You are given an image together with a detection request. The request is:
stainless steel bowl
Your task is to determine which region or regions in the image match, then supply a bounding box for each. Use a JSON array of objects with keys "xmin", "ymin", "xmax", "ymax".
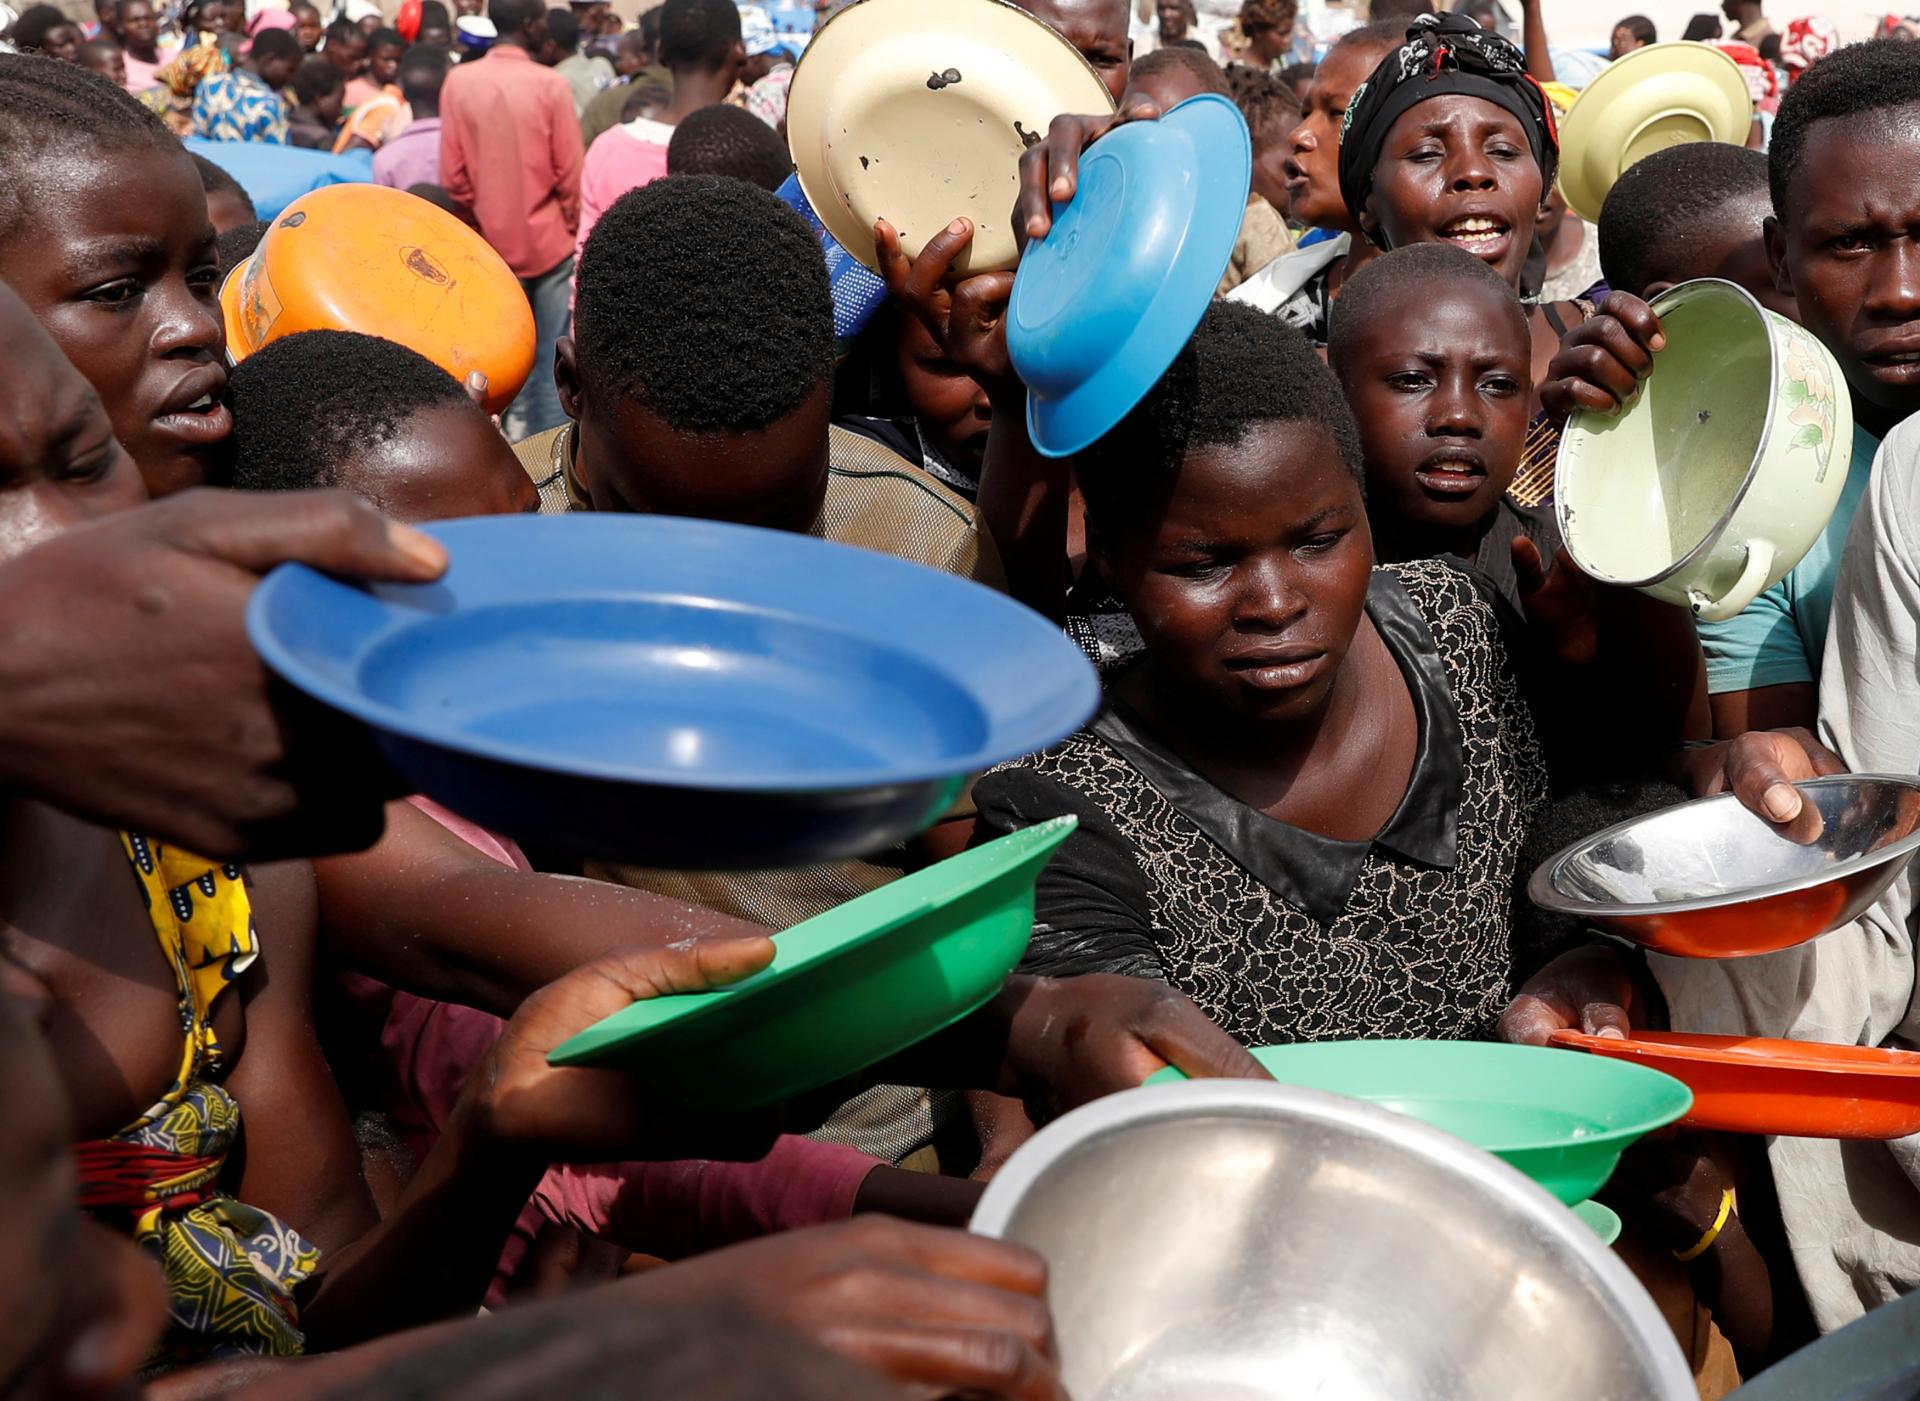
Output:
[
  {"xmin": 971, "ymin": 1082, "xmax": 1693, "ymax": 1401},
  {"xmin": 1528, "ymin": 775, "xmax": 1920, "ymax": 958}
]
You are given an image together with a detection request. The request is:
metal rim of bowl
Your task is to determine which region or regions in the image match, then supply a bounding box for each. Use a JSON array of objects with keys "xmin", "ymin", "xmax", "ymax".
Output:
[
  {"xmin": 1527, "ymin": 773, "xmax": 1920, "ymax": 920},
  {"xmin": 1554, "ymin": 277, "xmax": 1781, "ymax": 591},
  {"xmin": 969, "ymin": 1079, "xmax": 1696, "ymax": 1399}
]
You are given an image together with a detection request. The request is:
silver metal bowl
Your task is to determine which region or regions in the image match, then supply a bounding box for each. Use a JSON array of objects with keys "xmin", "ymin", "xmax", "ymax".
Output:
[
  {"xmin": 1528, "ymin": 775, "xmax": 1920, "ymax": 958},
  {"xmin": 971, "ymin": 1082, "xmax": 1693, "ymax": 1401}
]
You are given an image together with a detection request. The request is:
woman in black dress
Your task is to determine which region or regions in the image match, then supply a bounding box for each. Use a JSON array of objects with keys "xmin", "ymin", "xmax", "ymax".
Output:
[{"xmin": 972, "ymin": 302, "xmax": 1693, "ymax": 1046}]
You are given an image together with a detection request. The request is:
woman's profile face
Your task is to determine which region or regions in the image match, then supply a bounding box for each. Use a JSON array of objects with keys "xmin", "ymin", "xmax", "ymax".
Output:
[
  {"xmin": 1362, "ymin": 93, "xmax": 1545, "ymax": 290},
  {"xmin": 1098, "ymin": 418, "xmax": 1374, "ymax": 725}
]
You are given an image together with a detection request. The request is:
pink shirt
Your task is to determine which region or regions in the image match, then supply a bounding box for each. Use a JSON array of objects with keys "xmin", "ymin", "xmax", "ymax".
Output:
[
  {"xmin": 439, "ymin": 43, "xmax": 583, "ymax": 278},
  {"xmin": 575, "ymin": 116, "xmax": 671, "ymax": 264},
  {"xmin": 373, "ymin": 116, "xmax": 443, "ymax": 190}
]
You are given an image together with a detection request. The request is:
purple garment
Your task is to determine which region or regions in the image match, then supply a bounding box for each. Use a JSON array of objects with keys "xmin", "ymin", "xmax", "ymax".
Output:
[{"xmin": 372, "ymin": 116, "xmax": 443, "ymax": 190}]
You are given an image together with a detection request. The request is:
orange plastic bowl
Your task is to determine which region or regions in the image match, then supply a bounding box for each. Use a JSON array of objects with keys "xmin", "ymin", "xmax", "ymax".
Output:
[
  {"xmin": 219, "ymin": 184, "xmax": 534, "ymax": 414},
  {"xmin": 1553, "ymin": 1030, "xmax": 1920, "ymax": 1140}
]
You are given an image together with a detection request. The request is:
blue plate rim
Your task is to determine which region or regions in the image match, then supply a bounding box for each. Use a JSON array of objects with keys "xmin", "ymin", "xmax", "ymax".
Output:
[
  {"xmin": 246, "ymin": 514, "xmax": 1100, "ymax": 794},
  {"xmin": 1019, "ymin": 93, "xmax": 1254, "ymax": 458}
]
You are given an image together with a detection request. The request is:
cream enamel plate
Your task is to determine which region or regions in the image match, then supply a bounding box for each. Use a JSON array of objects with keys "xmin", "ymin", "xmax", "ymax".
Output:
[{"xmin": 786, "ymin": 0, "xmax": 1115, "ymax": 275}]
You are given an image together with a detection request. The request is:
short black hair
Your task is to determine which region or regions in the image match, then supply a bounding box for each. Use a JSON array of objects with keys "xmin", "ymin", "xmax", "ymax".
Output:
[
  {"xmin": 573, "ymin": 174, "xmax": 835, "ymax": 432},
  {"xmin": 658, "ymin": 0, "xmax": 738, "ymax": 71},
  {"xmin": 1770, "ymin": 40, "xmax": 1920, "ymax": 217},
  {"xmin": 250, "ymin": 27, "xmax": 302, "ymax": 64},
  {"xmin": 229, "ymin": 329, "xmax": 473, "ymax": 494},
  {"xmin": 77, "ymin": 34, "xmax": 121, "ymax": 62},
  {"xmin": 1366, "ymin": 0, "xmax": 1432, "ymax": 20},
  {"xmin": 619, "ymin": 76, "xmax": 669, "ymax": 118},
  {"xmin": 323, "ymin": 15, "xmax": 363, "ymax": 47},
  {"xmin": 9, "ymin": 4, "xmax": 74, "ymax": 51},
  {"xmin": 1133, "ymin": 45, "xmax": 1231, "ymax": 98},
  {"xmin": 1239, "ymin": 0, "xmax": 1296, "ymax": 35},
  {"xmin": 638, "ymin": 3, "xmax": 660, "ymax": 42},
  {"xmin": 1679, "ymin": 13, "xmax": 1718, "ymax": 42},
  {"xmin": 396, "ymin": 40, "xmax": 447, "ymax": 101},
  {"xmin": 216, "ymin": 217, "xmax": 268, "ymax": 272},
  {"xmin": 1615, "ymin": 13, "xmax": 1656, "ymax": 42},
  {"xmin": 1599, "ymin": 142, "xmax": 1769, "ymax": 296},
  {"xmin": 1226, "ymin": 60, "xmax": 1299, "ymax": 140},
  {"xmin": 0, "ymin": 54, "xmax": 177, "ymax": 235},
  {"xmin": 191, "ymin": 150, "xmax": 255, "ymax": 214},
  {"xmin": 368, "ymin": 24, "xmax": 405, "ymax": 50},
  {"xmin": 544, "ymin": 5, "xmax": 578, "ymax": 49},
  {"xmin": 488, "ymin": 0, "xmax": 543, "ymax": 39},
  {"xmin": 293, "ymin": 52, "xmax": 343, "ymax": 102},
  {"xmin": 666, "ymin": 102, "xmax": 790, "ymax": 189},
  {"xmin": 1337, "ymin": 17, "xmax": 1412, "ymax": 51},
  {"xmin": 1326, "ymin": 241, "xmax": 1524, "ymax": 381},
  {"xmin": 1079, "ymin": 301, "xmax": 1364, "ymax": 531}
]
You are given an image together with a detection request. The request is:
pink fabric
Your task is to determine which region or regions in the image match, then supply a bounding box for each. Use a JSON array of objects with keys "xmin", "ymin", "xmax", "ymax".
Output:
[
  {"xmin": 439, "ymin": 43, "xmax": 584, "ymax": 277},
  {"xmin": 348, "ymin": 797, "xmax": 880, "ymax": 1295},
  {"xmin": 123, "ymin": 51, "xmax": 165, "ymax": 90},
  {"xmin": 575, "ymin": 117, "xmax": 670, "ymax": 267}
]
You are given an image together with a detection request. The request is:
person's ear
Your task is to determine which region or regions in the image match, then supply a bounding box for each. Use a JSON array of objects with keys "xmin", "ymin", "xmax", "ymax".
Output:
[
  {"xmin": 554, "ymin": 336, "xmax": 583, "ymax": 421},
  {"xmin": 1763, "ymin": 213, "xmax": 1794, "ymax": 303}
]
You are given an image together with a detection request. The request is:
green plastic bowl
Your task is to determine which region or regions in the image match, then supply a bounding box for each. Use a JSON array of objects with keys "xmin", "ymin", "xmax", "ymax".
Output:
[
  {"xmin": 547, "ymin": 816, "xmax": 1077, "ymax": 1109},
  {"xmin": 1147, "ymin": 1040, "xmax": 1691, "ymax": 1204},
  {"xmin": 1573, "ymin": 1198, "xmax": 1624, "ymax": 1246}
]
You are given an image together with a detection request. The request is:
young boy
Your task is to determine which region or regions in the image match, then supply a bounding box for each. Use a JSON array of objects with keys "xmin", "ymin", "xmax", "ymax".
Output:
[
  {"xmin": 1545, "ymin": 40, "xmax": 1920, "ymax": 739},
  {"xmin": 1596, "ymin": 141, "xmax": 1792, "ymax": 317},
  {"xmin": 190, "ymin": 151, "xmax": 256, "ymax": 233},
  {"xmin": 663, "ymin": 100, "xmax": 789, "ymax": 190},
  {"xmin": 77, "ymin": 32, "xmax": 127, "ymax": 87},
  {"xmin": 287, "ymin": 53, "xmax": 344, "ymax": 147},
  {"xmin": 1328, "ymin": 242, "xmax": 1555, "ymax": 612},
  {"xmin": 1015, "ymin": 0, "xmax": 1131, "ymax": 104}
]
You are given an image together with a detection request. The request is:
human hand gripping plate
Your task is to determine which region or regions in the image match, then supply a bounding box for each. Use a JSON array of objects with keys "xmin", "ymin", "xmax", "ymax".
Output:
[{"xmin": 1008, "ymin": 94, "xmax": 1253, "ymax": 458}]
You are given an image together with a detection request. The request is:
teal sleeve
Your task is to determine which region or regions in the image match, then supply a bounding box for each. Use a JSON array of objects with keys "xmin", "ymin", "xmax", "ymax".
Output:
[{"xmin": 1696, "ymin": 576, "xmax": 1814, "ymax": 694}]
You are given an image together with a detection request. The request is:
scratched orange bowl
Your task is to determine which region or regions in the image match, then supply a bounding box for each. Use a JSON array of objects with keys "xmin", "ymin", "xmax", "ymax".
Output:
[
  {"xmin": 1552, "ymin": 1030, "xmax": 1920, "ymax": 1139},
  {"xmin": 219, "ymin": 183, "xmax": 534, "ymax": 414}
]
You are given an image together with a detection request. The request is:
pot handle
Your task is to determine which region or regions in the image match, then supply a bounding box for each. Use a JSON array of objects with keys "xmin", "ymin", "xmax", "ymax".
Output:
[{"xmin": 1689, "ymin": 541, "xmax": 1777, "ymax": 623}]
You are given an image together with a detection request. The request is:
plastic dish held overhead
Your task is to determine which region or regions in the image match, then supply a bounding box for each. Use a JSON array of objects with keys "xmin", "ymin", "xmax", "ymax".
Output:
[
  {"xmin": 1009, "ymin": 93, "xmax": 1252, "ymax": 458},
  {"xmin": 246, "ymin": 515, "xmax": 1099, "ymax": 870},
  {"xmin": 1555, "ymin": 41, "xmax": 1753, "ymax": 224},
  {"xmin": 549, "ymin": 817, "xmax": 1079, "ymax": 1109},
  {"xmin": 1147, "ymin": 1039, "xmax": 1691, "ymax": 1206},
  {"xmin": 785, "ymin": 0, "xmax": 1114, "ymax": 275},
  {"xmin": 220, "ymin": 182, "xmax": 534, "ymax": 414}
]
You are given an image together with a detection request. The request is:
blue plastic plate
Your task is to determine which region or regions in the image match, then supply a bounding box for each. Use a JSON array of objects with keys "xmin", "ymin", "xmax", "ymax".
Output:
[
  {"xmin": 1009, "ymin": 93, "xmax": 1253, "ymax": 458},
  {"xmin": 247, "ymin": 514, "xmax": 1098, "ymax": 868}
]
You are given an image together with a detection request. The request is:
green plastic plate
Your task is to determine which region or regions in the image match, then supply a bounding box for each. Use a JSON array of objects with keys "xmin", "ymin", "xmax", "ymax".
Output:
[
  {"xmin": 1572, "ymin": 1198, "xmax": 1623, "ymax": 1245},
  {"xmin": 1148, "ymin": 1039, "xmax": 1691, "ymax": 1204},
  {"xmin": 548, "ymin": 816, "xmax": 1077, "ymax": 1109}
]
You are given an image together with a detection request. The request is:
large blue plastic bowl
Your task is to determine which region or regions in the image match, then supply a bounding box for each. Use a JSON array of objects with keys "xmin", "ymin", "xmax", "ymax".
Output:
[
  {"xmin": 247, "ymin": 515, "xmax": 1099, "ymax": 869},
  {"xmin": 1008, "ymin": 94, "xmax": 1252, "ymax": 459}
]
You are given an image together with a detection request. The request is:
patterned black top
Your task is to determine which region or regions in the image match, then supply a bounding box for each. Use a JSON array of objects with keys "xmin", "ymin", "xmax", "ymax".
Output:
[{"xmin": 973, "ymin": 560, "xmax": 1551, "ymax": 1047}]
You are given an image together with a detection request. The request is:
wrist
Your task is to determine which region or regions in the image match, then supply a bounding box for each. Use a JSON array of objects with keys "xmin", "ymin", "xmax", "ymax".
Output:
[{"xmin": 448, "ymin": 1052, "xmax": 552, "ymax": 1177}]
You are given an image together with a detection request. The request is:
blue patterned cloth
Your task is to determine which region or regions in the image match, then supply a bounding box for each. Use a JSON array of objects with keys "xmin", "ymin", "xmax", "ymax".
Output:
[{"xmin": 191, "ymin": 68, "xmax": 288, "ymax": 145}]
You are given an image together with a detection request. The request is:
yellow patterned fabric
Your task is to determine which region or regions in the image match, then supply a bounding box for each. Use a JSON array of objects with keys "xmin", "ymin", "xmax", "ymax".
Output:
[{"xmin": 77, "ymin": 836, "xmax": 320, "ymax": 1370}]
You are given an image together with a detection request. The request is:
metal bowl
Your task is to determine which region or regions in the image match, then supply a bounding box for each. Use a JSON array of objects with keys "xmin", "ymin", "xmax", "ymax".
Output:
[
  {"xmin": 971, "ymin": 1082, "xmax": 1693, "ymax": 1401},
  {"xmin": 1528, "ymin": 775, "xmax": 1920, "ymax": 958}
]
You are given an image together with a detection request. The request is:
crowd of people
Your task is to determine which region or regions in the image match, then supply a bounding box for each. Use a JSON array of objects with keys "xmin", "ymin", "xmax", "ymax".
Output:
[{"xmin": 3, "ymin": 0, "xmax": 1920, "ymax": 1394}]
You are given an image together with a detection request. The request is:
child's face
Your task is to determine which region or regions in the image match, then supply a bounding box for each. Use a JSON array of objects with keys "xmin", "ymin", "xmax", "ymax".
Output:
[
  {"xmin": 1097, "ymin": 418, "xmax": 1373, "ymax": 725},
  {"xmin": 326, "ymin": 30, "xmax": 367, "ymax": 75},
  {"xmin": 293, "ymin": 4, "xmax": 322, "ymax": 48},
  {"xmin": 1250, "ymin": 121, "xmax": 1290, "ymax": 212},
  {"xmin": 1119, "ymin": 65, "xmax": 1208, "ymax": 116},
  {"xmin": 0, "ymin": 150, "xmax": 225, "ymax": 501},
  {"xmin": 559, "ymin": 341, "xmax": 835, "ymax": 533},
  {"xmin": 369, "ymin": 38, "xmax": 403, "ymax": 86},
  {"xmin": 1342, "ymin": 280, "xmax": 1530, "ymax": 539},
  {"xmin": 1770, "ymin": 103, "xmax": 1920, "ymax": 432},
  {"xmin": 314, "ymin": 83, "xmax": 346, "ymax": 123},
  {"xmin": 339, "ymin": 402, "xmax": 540, "ymax": 524},
  {"xmin": 82, "ymin": 43, "xmax": 128, "ymax": 87},
  {"xmin": 1363, "ymin": 94, "xmax": 1545, "ymax": 290},
  {"xmin": 894, "ymin": 314, "xmax": 991, "ymax": 476},
  {"xmin": 116, "ymin": 0, "xmax": 156, "ymax": 48},
  {"xmin": 0, "ymin": 286, "xmax": 150, "ymax": 568},
  {"xmin": 1284, "ymin": 37, "xmax": 1394, "ymax": 233}
]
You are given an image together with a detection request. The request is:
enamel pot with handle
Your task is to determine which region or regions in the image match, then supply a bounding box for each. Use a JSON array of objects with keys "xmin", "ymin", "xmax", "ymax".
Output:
[{"xmin": 1555, "ymin": 278, "xmax": 1853, "ymax": 623}]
